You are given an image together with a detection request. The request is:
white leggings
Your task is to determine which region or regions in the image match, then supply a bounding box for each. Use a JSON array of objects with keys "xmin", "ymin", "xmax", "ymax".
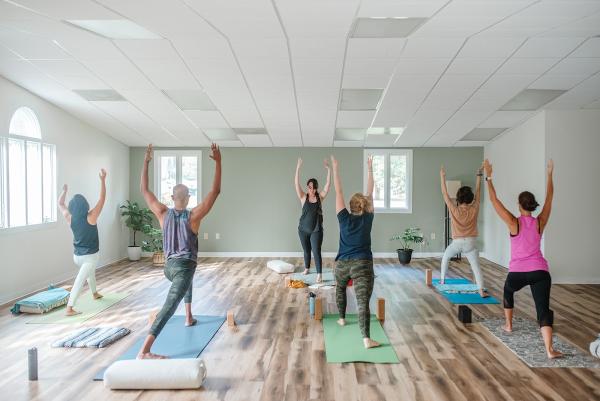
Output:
[
  {"xmin": 67, "ymin": 252, "xmax": 99, "ymax": 307},
  {"xmin": 440, "ymin": 237, "xmax": 484, "ymax": 290}
]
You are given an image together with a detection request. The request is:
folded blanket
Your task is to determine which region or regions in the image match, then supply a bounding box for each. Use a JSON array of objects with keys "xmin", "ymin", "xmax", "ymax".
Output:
[
  {"xmin": 11, "ymin": 286, "xmax": 70, "ymax": 315},
  {"xmin": 434, "ymin": 283, "xmax": 480, "ymax": 293},
  {"xmin": 52, "ymin": 327, "xmax": 130, "ymax": 348},
  {"xmin": 591, "ymin": 335, "xmax": 600, "ymax": 358}
]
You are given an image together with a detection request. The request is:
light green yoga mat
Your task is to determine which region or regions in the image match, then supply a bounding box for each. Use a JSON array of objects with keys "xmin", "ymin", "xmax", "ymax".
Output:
[
  {"xmin": 291, "ymin": 270, "xmax": 335, "ymax": 285},
  {"xmin": 26, "ymin": 293, "xmax": 129, "ymax": 324},
  {"xmin": 323, "ymin": 314, "xmax": 399, "ymax": 363}
]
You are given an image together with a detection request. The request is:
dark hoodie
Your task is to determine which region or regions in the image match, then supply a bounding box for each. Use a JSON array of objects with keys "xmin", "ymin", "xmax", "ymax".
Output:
[{"xmin": 68, "ymin": 194, "xmax": 99, "ymax": 255}]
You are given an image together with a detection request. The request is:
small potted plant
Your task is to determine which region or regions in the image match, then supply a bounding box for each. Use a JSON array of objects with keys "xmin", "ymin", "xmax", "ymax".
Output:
[
  {"xmin": 391, "ymin": 227, "xmax": 424, "ymax": 265},
  {"xmin": 142, "ymin": 224, "xmax": 164, "ymax": 267},
  {"xmin": 120, "ymin": 200, "xmax": 153, "ymax": 261}
]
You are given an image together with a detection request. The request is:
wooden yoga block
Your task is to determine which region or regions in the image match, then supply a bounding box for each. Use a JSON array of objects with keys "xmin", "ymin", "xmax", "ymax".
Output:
[
  {"xmin": 425, "ymin": 269, "xmax": 432, "ymax": 287},
  {"xmin": 314, "ymin": 298, "xmax": 323, "ymax": 321},
  {"xmin": 227, "ymin": 310, "xmax": 236, "ymax": 327},
  {"xmin": 376, "ymin": 298, "xmax": 385, "ymax": 322},
  {"xmin": 458, "ymin": 305, "xmax": 472, "ymax": 324}
]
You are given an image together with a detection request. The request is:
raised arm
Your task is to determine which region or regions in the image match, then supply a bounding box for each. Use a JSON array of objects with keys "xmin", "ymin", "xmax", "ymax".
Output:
[
  {"xmin": 88, "ymin": 169, "xmax": 106, "ymax": 225},
  {"xmin": 440, "ymin": 166, "xmax": 452, "ymax": 206},
  {"xmin": 140, "ymin": 144, "xmax": 168, "ymax": 226},
  {"xmin": 365, "ymin": 155, "xmax": 374, "ymax": 213},
  {"xmin": 294, "ymin": 158, "xmax": 305, "ymax": 202},
  {"xmin": 331, "ymin": 155, "xmax": 345, "ymax": 214},
  {"xmin": 538, "ymin": 159, "xmax": 554, "ymax": 234},
  {"xmin": 320, "ymin": 158, "xmax": 331, "ymax": 200},
  {"xmin": 484, "ymin": 159, "xmax": 518, "ymax": 234},
  {"xmin": 190, "ymin": 144, "xmax": 221, "ymax": 229},
  {"xmin": 474, "ymin": 162, "xmax": 483, "ymax": 203},
  {"xmin": 58, "ymin": 184, "xmax": 71, "ymax": 224}
]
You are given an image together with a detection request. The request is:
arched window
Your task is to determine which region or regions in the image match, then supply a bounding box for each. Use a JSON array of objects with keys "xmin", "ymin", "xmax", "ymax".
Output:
[{"xmin": 1, "ymin": 107, "xmax": 56, "ymax": 229}]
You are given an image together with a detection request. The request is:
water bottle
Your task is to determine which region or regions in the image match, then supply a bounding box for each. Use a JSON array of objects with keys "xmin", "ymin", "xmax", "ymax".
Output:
[
  {"xmin": 28, "ymin": 347, "xmax": 38, "ymax": 381},
  {"xmin": 309, "ymin": 292, "xmax": 316, "ymax": 317}
]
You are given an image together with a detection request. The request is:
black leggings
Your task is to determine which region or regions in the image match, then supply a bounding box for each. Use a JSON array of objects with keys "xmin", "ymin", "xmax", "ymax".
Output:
[
  {"xmin": 298, "ymin": 229, "xmax": 323, "ymax": 273},
  {"xmin": 503, "ymin": 270, "xmax": 553, "ymax": 327}
]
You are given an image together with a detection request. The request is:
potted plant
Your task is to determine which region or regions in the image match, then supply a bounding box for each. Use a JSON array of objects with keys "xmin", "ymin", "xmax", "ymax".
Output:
[
  {"xmin": 142, "ymin": 224, "xmax": 164, "ymax": 267},
  {"xmin": 391, "ymin": 227, "xmax": 424, "ymax": 265},
  {"xmin": 120, "ymin": 200, "xmax": 153, "ymax": 261}
]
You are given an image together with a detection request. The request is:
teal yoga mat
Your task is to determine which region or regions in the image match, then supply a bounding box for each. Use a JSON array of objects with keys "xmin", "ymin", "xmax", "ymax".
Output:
[
  {"xmin": 93, "ymin": 314, "xmax": 225, "ymax": 380},
  {"xmin": 432, "ymin": 278, "xmax": 499, "ymax": 304}
]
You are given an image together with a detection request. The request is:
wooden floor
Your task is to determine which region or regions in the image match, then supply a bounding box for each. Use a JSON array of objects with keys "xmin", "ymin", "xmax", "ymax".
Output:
[{"xmin": 1, "ymin": 256, "xmax": 599, "ymax": 401}]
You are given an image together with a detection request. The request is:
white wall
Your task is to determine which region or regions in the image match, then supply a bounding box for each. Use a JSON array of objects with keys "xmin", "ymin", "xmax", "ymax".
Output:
[
  {"xmin": 544, "ymin": 110, "xmax": 600, "ymax": 284},
  {"xmin": 0, "ymin": 76, "xmax": 129, "ymax": 304},
  {"xmin": 483, "ymin": 111, "xmax": 546, "ymax": 268}
]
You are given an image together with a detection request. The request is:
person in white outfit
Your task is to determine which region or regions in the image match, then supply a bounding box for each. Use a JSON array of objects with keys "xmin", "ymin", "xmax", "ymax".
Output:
[
  {"xmin": 440, "ymin": 164, "xmax": 488, "ymax": 298},
  {"xmin": 58, "ymin": 169, "xmax": 106, "ymax": 316}
]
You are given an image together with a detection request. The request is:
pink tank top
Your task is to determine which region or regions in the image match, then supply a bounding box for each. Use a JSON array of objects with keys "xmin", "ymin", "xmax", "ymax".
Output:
[{"xmin": 509, "ymin": 215, "xmax": 548, "ymax": 273}]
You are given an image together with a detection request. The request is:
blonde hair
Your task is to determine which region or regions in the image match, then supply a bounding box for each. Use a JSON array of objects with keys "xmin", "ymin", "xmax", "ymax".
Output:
[{"xmin": 349, "ymin": 193, "xmax": 369, "ymax": 215}]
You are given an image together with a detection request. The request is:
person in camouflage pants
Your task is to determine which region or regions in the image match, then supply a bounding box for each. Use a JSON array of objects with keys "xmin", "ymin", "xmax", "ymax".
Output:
[{"xmin": 335, "ymin": 260, "xmax": 375, "ymax": 338}]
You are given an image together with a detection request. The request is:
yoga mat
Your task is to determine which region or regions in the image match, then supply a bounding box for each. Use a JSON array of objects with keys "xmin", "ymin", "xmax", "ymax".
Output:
[
  {"xmin": 94, "ymin": 315, "xmax": 225, "ymax": 381},
  {"xmin": 26, "ymin": 293, "xmax": 129, "ymax": 324},
  {"xmin": 323, "ymin": 314, "xmax": 399, "ymax": 363},
  {"xmin": 432, "ymin": 278, "xmax": 500, "ymax": 304},
  {"xmin": 481, "ymin": 318, "xmax": 600, "ymax": 368},
  {"xmin": 291, "ymin": 270, "xmax": 335, "ymax": 285},
  {"xmin": 434, "ymin": 284, "xmax": 480, "ymax": 293}
]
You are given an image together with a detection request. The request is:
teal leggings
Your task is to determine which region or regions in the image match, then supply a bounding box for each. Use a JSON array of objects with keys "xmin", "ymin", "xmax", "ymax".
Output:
[{"xmin": 149, "ymin": 258, "xmax": 197, "ymax": 337}]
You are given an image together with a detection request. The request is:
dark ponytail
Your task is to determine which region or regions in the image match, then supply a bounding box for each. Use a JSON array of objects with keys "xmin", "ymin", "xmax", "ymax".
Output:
[
  {"xmin": 518, "ymin": 191, "xmax": 539, "ymax": 212},
  {"xmin": 307, "ymin": 178, "xmax": 322, "ymax": 216}
]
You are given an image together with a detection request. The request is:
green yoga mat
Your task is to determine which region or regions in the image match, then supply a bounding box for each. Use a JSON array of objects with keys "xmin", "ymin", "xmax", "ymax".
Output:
[
  {"xmin": 27, "ymin": 293, "xmax": 129, "ymax": 324},
  {"xmin": 291, "ymin": 270, "xmax": 335, "ymax": 285},
  {"xmin": 323, "ymin": 314, "xmax": 399, "ymax": 363}
]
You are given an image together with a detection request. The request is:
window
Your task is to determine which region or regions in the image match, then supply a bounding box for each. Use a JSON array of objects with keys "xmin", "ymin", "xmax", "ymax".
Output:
[
  {"xmin": 154, "ymin": 150, "xmax": 202, "ymax": 208},
  {"xmin": 364, "ymin": 149, "xmax": 412, "ymax": 213},
  {"xmin": 1, "ymin": 107, "xmax": 56, "ymax": 229}
]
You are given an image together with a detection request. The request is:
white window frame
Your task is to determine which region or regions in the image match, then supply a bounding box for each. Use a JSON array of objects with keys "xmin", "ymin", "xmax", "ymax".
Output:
[
  {"xmin": 1, "ymin": 107, "xmax": 56, "ymax": 231},
  {"xmin": 363, "ymin": 149, "xmax": 413, "ymax": 214},
  {"xmin": 153, "ymin": 150, "xmax": 202, "ymax": 207}
]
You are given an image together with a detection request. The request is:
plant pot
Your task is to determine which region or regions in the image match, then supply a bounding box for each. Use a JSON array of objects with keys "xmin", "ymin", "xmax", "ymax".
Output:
[
  {"xmin": 397, "ymin": 248, "xmax": 413, "ymax": 265},
  {"xmin": 141, "ymin": 251, "xmax": 154, "ymax": 258},
  {"xmin": 127, "ymin": 246, "xmax": 142, "ymax": 261},
  {"xmin": 152, "ymin": 251, "xmax": 165, "ymax": 267}
]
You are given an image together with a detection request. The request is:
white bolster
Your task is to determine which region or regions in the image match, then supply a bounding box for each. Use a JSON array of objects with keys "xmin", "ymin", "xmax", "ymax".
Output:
[{"xmin": 104, "ymin": 358, "xmax": 207, "ymax": 390}]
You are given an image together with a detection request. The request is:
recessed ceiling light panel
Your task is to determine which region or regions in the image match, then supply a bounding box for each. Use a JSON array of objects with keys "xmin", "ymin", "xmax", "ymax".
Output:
[
  {"xmin": 462, "ymin": 128, "xmax": 506, "ymax": 141},
  {"xmin": 163, "ymin": 90, "xmax": 217, "ymax": 111},
  {"xmin": 500, "ymin": 89, "xmax": 567, "ymax": 111},
  {"xmin": 73, "ymin": 89, "xmax": 125, "ymax": 101},
  {"xmin": 233, "ymin": 128, "xmax": 267, "ymax": 135},
  {"xmin": 65, "ymin": 19, "xmax": 161, "ymax": 39},
  {"xmin": 340, "ymin": 89, "xmax": 383, "ymax": 111},
  {"xmin": 335, "ymin": 128, "xmax": 367, "ymax": 141},
  {"xmin": 204, "ymin": 128, "xmax": 237, "ymax": 141}
]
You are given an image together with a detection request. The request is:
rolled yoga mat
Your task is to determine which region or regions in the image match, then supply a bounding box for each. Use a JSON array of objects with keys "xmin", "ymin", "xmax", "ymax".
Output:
[
  {"xmin": 432, "ymin": 278, "xmax": 500, "ymax": 304},
  {"xmin": 94, "ymin": 314, "xmax": 225, "ymax": 380},
  {"xmin": 26, "ymin": 293, "xmax": 130, "ymax": 324},
  {"xmin": 322, "ymin": 314, "xmax": 399, "ymax": 363}
]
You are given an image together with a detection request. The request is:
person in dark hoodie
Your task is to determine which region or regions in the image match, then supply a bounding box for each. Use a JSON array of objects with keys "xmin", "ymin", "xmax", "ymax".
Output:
[{"xmin": 58, "ymin": 169, "xmax": 106, "ymax": 316}]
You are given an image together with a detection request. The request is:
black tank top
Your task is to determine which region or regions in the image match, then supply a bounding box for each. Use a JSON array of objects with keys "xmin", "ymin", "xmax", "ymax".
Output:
[{"xmin": 298, "ymin": 195, "xmax": 323, "ymax": 233}]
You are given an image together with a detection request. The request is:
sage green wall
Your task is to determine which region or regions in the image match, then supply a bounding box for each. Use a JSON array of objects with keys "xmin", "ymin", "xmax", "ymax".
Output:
[{"xmin": 129, "ymin": 147, "xmax": 483, "ymax": 253}]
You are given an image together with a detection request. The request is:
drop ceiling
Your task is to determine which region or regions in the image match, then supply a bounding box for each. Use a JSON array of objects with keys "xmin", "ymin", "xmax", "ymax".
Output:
[{"xmin": 0, "ymin": 0, "xmax": 599, "ymax": 148}]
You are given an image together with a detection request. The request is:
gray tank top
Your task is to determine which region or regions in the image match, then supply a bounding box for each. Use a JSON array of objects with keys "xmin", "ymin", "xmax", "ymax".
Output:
[
  {"xmin": 298, "ymin": 195, "xmax": 323, "ymax": 233},
  {"xmin": 163, "ymin": 208, "xmax": 198, "ymax": 261},
  {"xmin": 71, "ymin": 215, "xmax": 99, "ymax": 256}
]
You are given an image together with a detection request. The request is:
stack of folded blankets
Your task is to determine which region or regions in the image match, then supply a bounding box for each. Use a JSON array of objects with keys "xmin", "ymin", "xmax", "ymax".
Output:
[{"xmin": 52, "ymin": 327, "xmax": 130, "ymax": 348}]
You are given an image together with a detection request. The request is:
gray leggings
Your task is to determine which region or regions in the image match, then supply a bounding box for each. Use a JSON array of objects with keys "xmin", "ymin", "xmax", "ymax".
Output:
[{"xmin": 149, "ymin": 258, "xmax": 197, "ymax": 337}]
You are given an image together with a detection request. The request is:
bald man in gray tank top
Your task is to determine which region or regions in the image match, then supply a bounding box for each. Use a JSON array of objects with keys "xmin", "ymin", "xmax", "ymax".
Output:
[{"xmin": 137, "ymin": 143, "xmax": 222, "ymax": 359}]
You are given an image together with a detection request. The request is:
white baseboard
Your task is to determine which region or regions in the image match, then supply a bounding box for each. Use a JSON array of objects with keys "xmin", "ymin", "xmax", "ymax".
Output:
[{"xmin": 198, "ymin": 251, "xmax": 443, "ymax": 258}]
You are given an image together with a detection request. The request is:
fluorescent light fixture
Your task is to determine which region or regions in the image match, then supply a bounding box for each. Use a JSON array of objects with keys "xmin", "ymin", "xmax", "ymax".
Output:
[
  {"xmin": 163, "ymin": 90, "xmax": 217, "ymax": 111},
  {"xmin": 73, "ymin": 89, "xmax": 125, "ymax": 101},
  {"xmin": 233, "ymin": 128, "xmax": 267, "ymax": 135},
  {"xmin": 335, "ymin": 128, "xmax": 367, "ymax": 141},
  {"xmin": 351, "ymin": 17, "xmax": 427, "ymax": 38},
  {"xmin": 65, "ymin": 19, "xmax": 161, "ymax": 39},
  {"xmin": 462, "ymin": 128, "xmax": 506, "ymax": 141},
  {"xmin": 340, "ymin": 89, "xmax": 383, "ymax": 111},
  {"xmin": 204, "ymin": 128, "xmax": 237, "ymax": 141},
  {"xmin": 366, "ymin": 127, "xmax": 405, "ymax": 135},
  {"xmin": 500, "ymin": 89, "xmax": 567, "ymax": 111}
]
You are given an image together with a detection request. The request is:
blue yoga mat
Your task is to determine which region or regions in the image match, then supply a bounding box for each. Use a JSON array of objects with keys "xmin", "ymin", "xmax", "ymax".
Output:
[
  {"xmin": 432, "ymin": 278, "xmax": 500, "ymax": 304},
  {"xmin": 93, "ymin": 314, "xmax": 225, "ymax": 381}
]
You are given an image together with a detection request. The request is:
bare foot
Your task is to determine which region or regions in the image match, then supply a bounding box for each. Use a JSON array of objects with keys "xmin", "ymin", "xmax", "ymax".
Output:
[
  {"xmin": 303, "ymin": 269, "xmax": 309, "ymax": 275},
  {"xmin": 479, "ymin": 289, "xmax": 489, "ymax": 298},
  {"xmin": 137, "ymin": 352, "xmax": 168, "ymax": 360},
  {"xmin": 93, "ymin": 292, "xmax": 103, "ymax": 300},
  {"xmin": 185, "ymin": 318, "xmax": 197, "ymax": 327},
  {"xmin": 316, "ymin": 274, "xmax": 322, "ymax": 283},
  {"xmin": 337, "ymin": 318, "xmax": 346, "ymax": 326},
  {"xmin": 65, "ymin": 308, "xmax": 82, "ymax": 316},
  {"xmin": 502, "ymin": 324, "xmax": 513, "ymax": 333},
  {"xmin": 363, "ymin": 338, "xmax": 381, "ymax": 349},
  {"xmin": 547, "ymin": 349, "xmax": 563, "ymax": 359}
]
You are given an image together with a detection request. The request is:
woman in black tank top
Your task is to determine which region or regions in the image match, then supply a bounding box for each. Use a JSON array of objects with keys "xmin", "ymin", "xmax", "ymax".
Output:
[{"xmin": 294, "ymin": 158, "xmax": 331, "ymax": 283}]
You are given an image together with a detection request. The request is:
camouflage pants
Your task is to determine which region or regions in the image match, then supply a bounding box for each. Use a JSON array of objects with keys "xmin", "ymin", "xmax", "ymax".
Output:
[{"xmin": 335, "ymin": 259, "xmax": 375, "ymax": 338}]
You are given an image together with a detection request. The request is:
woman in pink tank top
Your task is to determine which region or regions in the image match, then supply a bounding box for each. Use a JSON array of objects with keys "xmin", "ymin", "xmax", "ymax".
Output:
[{"xmin": 484, "ymin": 159, "xmax": 562, "ymax": 359}]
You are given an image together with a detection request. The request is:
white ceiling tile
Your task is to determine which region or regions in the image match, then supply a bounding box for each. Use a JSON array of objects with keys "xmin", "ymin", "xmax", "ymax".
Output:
[
  {"xmin": 395, "ymin": 58, "xmax": 451, "ymax": 75},
  {"xmin": 272, "ymin": 136, "xmax": 303, "ymax": 147},
  {"xmin": 512, "ymin": 37, "xmax": 587, "ymax": 58},
  {"xmin": 528, "ymin": 74, "xmax": 589, "ymax": 90},
  {"xmin": 446, "ymin": 58, "xmax": 504, "ymax": 74},
  {"xmin": 347, "ymin": 38, "xmax": 406, "ymax": 58},
  {"xmin": 458, "ymin": 37, "xmax": 525, "ymax": 58},
  {"xmin": 289, "ymin": 38, "xmax": 346, "ymax": 59},
  {"xmin": 569, "ymin": 37, "xmax": 600, "ymax": 58},
  {"xmin": 364, "ymin": 134, "xmax": 398, "ymax": 147},
  {"xmin": 215, "ymin": 140, "xmax": 244, "ymax": 147},
  {"xmin": 184, "ymin": 110, "xmax": 229, "ymax": 128},
  {"xmin": 293, "ymin": 58, "xmax": 343, "ymax": 77},
  {"xmin": 547, "ymin": 58, "xmax": 600, "ymax": 76},
  {"xmin": 358, "ymin": 1, "xmax": 446, "ymax": 18},
  {"xmin": 497, "ymin": 58, "xmax": 560, "ymax": 75},
  {"xmin": 237, "ymin": 134, "xmax": 273, "ymax": 147},
  {"xmin": 114, "ymin": 39, "xmax": 179, "ymax": 60},
  {"xmin": 334, "ymin": 140, "xmax": 364, "ymax": 147},
  {"xmin": 133, "ymin": 59, "xmax": 201, "ymax": 89},
  {"xmin": 342, "ymin": 74, "xmax": 391, "ymax": 89},
  {"xmin": 478, "ymin": 111, "xmax": 535, "ymax": 128},
  {"xmin": 336, "ymin": 110, "xmax": 376, "ymax": 128},
  {"xmin": 401, "ymin": 38, "xmax": 465, "ymax": 58}
]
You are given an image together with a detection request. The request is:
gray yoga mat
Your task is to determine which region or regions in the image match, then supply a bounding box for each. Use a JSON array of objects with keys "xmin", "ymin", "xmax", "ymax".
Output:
[{"xmin": 481, "ymin": 318, "xmax": 600, "ymax": 368}]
